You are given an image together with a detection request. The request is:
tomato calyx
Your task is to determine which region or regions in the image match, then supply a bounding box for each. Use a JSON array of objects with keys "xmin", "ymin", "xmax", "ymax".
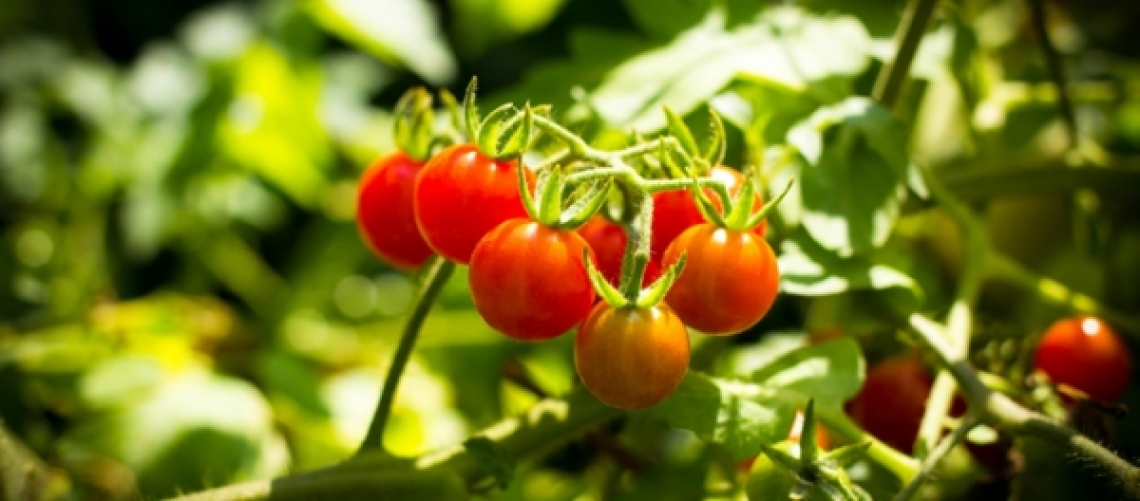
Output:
[
  {"xmin": 516, "ymin": 158, "xmax": 613, "ymax": 230},
  {"xmin": 753, "ymin": 400, "xmax": 873, "ymax": 501},
  {"xmin": 462, "ymin": 77, "xmax": 542, "ymax": 161},
  {"xmin": 391, "ymin": 87, "xmax": 437, "ymax": 162}
]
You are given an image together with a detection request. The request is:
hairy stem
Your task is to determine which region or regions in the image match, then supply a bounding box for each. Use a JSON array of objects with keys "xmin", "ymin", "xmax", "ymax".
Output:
[{"xmin": 357, "ymin": 258, "xmax": 456, "ymax": 453}]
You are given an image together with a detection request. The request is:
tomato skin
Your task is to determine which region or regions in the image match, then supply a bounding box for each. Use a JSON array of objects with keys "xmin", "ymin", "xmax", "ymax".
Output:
[
  {"xmin": 650, "ymin": 166, "xmax": 767, "ymax": 260},
  {"xmin": 469, "ymin": 219, "xmax": 596, "ymax": 341},
  {"xmin": 1034, "ymin": 317, "xmax": 1132, "ymax": 402},
  {"xmin": 577, "ymin": 216, "xmax": 662, "ymax": 287},
  {"xmin": 575, "ymin": 302, "xmax": 690, "ymax": 409},
  {"xmin": 413, "ymin": 144, "xmax": 533, "ymax": 264},
  {"xmin": 356, "ymin": 151, "xmax": 434, "ymax": 270},
  {"xmin": 661, "ymin": 224, "xmax": 779, "ymax": 335}
]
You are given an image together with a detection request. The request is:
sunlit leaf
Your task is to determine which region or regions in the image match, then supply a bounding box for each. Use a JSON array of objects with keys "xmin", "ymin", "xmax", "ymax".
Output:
[
  {"xmin": 306, "ymin": 0, "xmax": 457, "ymax": 85},
  {"xmin": 778, "ymin": 231, "xmax": 922, "ymax": 308},
  {"xmin": 748, "ymin": 338, "xmax": 865, "ymax": 406}
]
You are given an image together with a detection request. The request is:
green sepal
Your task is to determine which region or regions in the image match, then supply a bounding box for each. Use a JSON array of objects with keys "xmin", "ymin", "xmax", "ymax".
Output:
[
  {"xmin": 517, "ymin": 155, "xmax": 538, "ymax": 220},
  {"xmin": 635, "ymin": 252, "xmax": 686, "ymax": 308},
  {"xmin": 476, "ymin": 103, "xmax": 517, "ymax": 159},
  {"xmin": 497, "ymin": 104, "xmax": 536, "ymax": 159},
  {"xmin": 823, "ymin": 442, "xmax": 872, "ymax": 468},
  {"xmin": 723, "ymin": 167, "xmax": 758, "ymax": 230},
  {"xmin": 759, "ymin": 442, "xmax": 803, "ymax": 476},
  {"xmin": 681, "ymin": 159, "xmax": 725, "ymax": 227},
  {"xmin": 463, "ymin": 77, "xmax": 480, "ymax": 141},
  {"xmin": 800, "ymin": 399, "xmax": 820, "ymax": 466},
  {"xmin": 439, "ymin": 88, "xmax": 462, "ymax": 139},
  {"xmin": 584, "ymin": 248, "xmax": 629, "ymax": 308},
  {"xmin": 703, "ymin": 109, "xmax": 727, "ymax": 168},
  {"xmin": 392, "ymin": 87, "xmax": 435, "ymax": 162},
  {"xmin": 560, "ymin": 179, "xmax": 613, "ymax": 229},
  {"xmin": 816, "ymin": 471, "xmax": 872, "ymax": 501},
  {"xmin": 745, "ymin": 177, "xmax": 796, "ymax": 230},
  {"xmin": 664, "ymin": 106, "xmax": 703, "ymax": 172},
  {"xmin": 536, "ymin": 164, "xmax": 565, "ymax": 226},
  {"xmin": 658, "ymin": 139, "xmax": 687, "ymax": 180}
]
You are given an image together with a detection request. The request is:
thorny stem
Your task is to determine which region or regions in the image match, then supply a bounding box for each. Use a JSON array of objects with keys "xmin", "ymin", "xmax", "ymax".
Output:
[{"xmin": 357, "ymin": 258, "xmax": 456, "ymax": 453}]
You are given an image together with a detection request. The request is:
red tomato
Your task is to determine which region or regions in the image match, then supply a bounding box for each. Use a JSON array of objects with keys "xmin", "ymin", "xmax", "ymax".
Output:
[
  {"xmin": 650, "ymin": 166, "xmax": 767, "ymax": 261},
  {"xmin": 413, "ymin": 143, "xmax": 533, "ymax": 264},
  {"xmin": 356, "ymin": 151, "xmax": 433, "ymax": 270},
  {"xmin": 661, "ymin": 224, "xmax": 779, "ymax": 335},
  {"xmin": 469, "ymin": 219, "xmax": 596, "ymax": 341},
  {"xmin": 846, "ymin": 358, "xmax": 930, "ymax": 453},
  {"xmin": 1034, "ymin": 317, "xmax": 1132, "ymax": 402},
  {"xmin": 577, "ymin": 215, "xmax": 662, "ymax": 287},
  {"xmin": 575, "ymin": 302, "xmax": 690, "ymax": 409}
]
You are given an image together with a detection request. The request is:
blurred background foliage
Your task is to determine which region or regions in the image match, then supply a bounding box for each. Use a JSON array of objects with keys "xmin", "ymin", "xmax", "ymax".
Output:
[{"xmin": 2, "ymin": 0, "xmax": 1140, "ymax": 499}]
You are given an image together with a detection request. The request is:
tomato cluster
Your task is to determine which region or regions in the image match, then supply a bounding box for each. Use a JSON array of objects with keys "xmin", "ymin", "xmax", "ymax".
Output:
[{"xmin": 355, "ymin": 86, "xmax": 786, "ymax": 410}]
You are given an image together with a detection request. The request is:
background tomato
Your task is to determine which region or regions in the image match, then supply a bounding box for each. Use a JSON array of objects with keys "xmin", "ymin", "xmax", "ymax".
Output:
[
  {"xmin": 577, "ymin": 215, "xmax": 662, "ymax": 287},
  {"xmin": 662, "ymin": 224, "xmax": 779, "ymax": 335},
  {"xmin": 574, "ymin": 302, "xmax": 689, "ymax": 409},
  {"xmin": 650, "ymin": 166, "xmax": 767, "ymax": 261},
  {"xmin": 469, "ymin": 219, "xmax": 596, "ymax": 341},
  {"xmin": 414, "ymin": 143, "xmax": 533, "ymax": 264},
  {"xmin": 356, "ymin": 151, "xmax": 434, "ymax": 270},
  {"xmin": 1034, "ymin": 316, "xmax": 1132, "ymax": 402}
]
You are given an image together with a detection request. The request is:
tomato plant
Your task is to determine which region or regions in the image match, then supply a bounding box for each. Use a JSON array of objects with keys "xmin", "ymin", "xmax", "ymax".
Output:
[
  {"xmin": 574, "ymin": 301, "xmax": 690, "ymax": 410},
  {"xmin": 356, "ymin": 151, "xmax": 434, "ymax": 270},
  {"xmin": 662, "ymin": 223, "xmax": 779, "ymax": 335},
  {"xmin": 413, "ymin": 143, "xmax": 533, "ymax": 264},
  {"xmin": 1034, "ymin": 316, "xmax": 1132, "ymax": 402},
  {"xmin": 468, "ymin": 219, "xmax": 596, "ymax": 341}
]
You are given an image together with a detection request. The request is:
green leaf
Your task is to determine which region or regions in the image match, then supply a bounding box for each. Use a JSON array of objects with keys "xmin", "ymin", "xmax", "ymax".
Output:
[
  {"xmin": 590, "ymin": 7, "xmax": 871, "ymax": 130},
  {"xmin": 748, "ymin": 339, "xmax": 865, "ymax": 408},
  {"xmin": 305, "ymin": 0, "xmax": 457, "ymax": 85},
  {"xmin": 463, "ymin": 436, "xmax": 516, "ymax": 489},
  {"xmin": 451, "ymin": 0, "xmax": 568, "ymax": 58},
  {"xmin": 786, "ymin": 97, "xmax": 911, "ymax": 256},
  {"xmin": 778, "ymin": 231, "xmax": 923, "ymax": 310},
  {"xmin": 646, "ymin": 372, "xmax": 795, "ymax": 459}
]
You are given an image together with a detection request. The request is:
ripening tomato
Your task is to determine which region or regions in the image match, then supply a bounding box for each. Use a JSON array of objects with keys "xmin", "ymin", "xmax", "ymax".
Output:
[
  {"xmin": 356, "ymin": 151, "xmax": 434, "ymax": 270},
  {"xmin": 414, "ymin": 143, "xmax": 533, "ymax": 264},
  {"xmin": 575, "ymin": 302, "xmax": 689, "ymax": 409},
  {"xmin": 1034, "ymin": 316, "xmax": 1132, "ymax": 402},
  {"xmin": 577, "ymin": 215, "xmax": 662, "ymax": 287},
  {"xmin": 661, "ymin": 224, "xmax": 779, "ymax": 335},
  {"xmin": 469, "ymin": 219, "xmax": 596, "ymax": 341},
  {"xmin": 650, "ymin": 166, "xmax": 766, "ymax": 260}
]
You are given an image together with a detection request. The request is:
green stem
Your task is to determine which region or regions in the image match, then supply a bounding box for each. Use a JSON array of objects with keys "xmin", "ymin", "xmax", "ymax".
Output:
[
  {"xmin": 357, "ymin": 258, "xmax": 456, "ymax": 453},
  {"xmin": 815, "ymin": 407, "xmax": 919, "ymax": 484},
  {"xmin": 871, "ymin": 0, "xmax": 940, "ymax": 108},
  {"xmin": 894, "ymin": 413, "xmax": 979, "ymax": 501},
  {"xmin": 1027, "ymin": 0, "xmax": 1079, "ymax": 150}
]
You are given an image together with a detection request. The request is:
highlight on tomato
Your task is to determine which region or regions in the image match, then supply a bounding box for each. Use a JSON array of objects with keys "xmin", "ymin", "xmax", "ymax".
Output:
[{"xmin": 1033, "ymin": 316, "xmax": 1132, "ymax": 402}]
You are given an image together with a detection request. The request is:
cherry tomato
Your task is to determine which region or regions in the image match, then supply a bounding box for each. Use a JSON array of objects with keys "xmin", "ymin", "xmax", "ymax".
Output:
[
  {"xmin": 356, "ymin": 151, "xmax": 434, "ymax": 270},
  {"xmin": 469, "ymin": 219, "xmax": 596, "ymax": 341},
  {"xmin": 577, "ymin": 215, "xmax": 662, "ymax": 287},
  {"xmin": 1034, "ymin": 316, "xmax": 1132, "ymax": 402},
  {"xmin": 414, "ymin": 143, "xmax": 532, "ymax": 264},
  {"xmin": 575, "ymin": 302, "xmax": 690, "ymax": 409},
  {"xmin": 650, "ymin": 166, "xmax": 767, "ymax": 261},
  {"xmin": 661, "ymin": 224, "xmax": 779, "ymax": 335}
]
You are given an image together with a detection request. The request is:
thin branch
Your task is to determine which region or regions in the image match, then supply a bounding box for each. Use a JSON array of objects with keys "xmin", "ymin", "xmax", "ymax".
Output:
[
  {"xmin": 357, "ymin": 258, "xmax": 456, "ymax": 453},
  {"xmin": 1027, "ymin": 0, "xmax": 1079, "ymax": 150},
  {"xmin": 895, "ymin": 413, "xmax": 980, "ymax": 501},
  {"xmin": 871, "ymin": 0, "xmax": 941, "ymax": 108}
]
